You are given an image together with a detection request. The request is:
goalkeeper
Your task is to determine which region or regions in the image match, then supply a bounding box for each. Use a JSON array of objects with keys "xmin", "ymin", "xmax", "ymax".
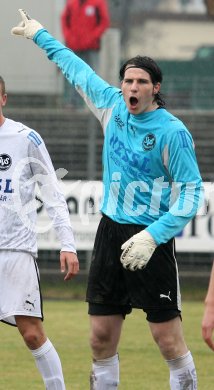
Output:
[{"xmin": 11, "ymin": 9, "xmax": 203, "ymax": 389}]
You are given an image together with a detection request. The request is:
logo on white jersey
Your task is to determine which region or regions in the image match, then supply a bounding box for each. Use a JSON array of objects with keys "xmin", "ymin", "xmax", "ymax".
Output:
[{"xmin": 0, "ymin": 154, "xmax": 12, "ymax": 171}]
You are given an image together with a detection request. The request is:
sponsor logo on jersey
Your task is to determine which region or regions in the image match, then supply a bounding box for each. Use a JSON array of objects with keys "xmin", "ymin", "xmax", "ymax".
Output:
[
  {"xmin": 114, "ymin": 115, "xmax": 125, "ymax": 130},
  {"xmin": 109, "ymin": 133, "xmax": 151, "ymax": 173},
  {"xmin": 142, "ymin": 133, "xmax": 156, "ymax": 151},
  {"xmin": 0, "ymin": 154, "xmax": 12, "ymax": 171}
]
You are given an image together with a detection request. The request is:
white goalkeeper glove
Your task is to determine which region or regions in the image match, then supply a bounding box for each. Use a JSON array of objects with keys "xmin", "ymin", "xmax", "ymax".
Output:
[
  {"xmin": 11, "ymin": 9, "xmax": 43, "ymax": 39},
  {"xmin": 120, "ymin": 230, "xmax": 157, "ymax": 271}
]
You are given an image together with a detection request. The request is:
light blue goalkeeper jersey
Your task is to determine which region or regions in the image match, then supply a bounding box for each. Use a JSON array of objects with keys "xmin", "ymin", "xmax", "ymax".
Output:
[{"xmin": 34, "ymin": 29, "xmax": 203, "ymax": 245}]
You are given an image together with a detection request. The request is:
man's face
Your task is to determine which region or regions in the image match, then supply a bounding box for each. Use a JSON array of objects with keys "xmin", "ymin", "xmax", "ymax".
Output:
[{"xmin": 121, "ymin": 66, "xmax": 160, "ymax": 114}]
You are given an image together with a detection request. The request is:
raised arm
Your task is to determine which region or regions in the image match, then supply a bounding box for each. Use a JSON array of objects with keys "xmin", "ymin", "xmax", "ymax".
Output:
[{"xmin": 11, "ymin": 9, "xmax": 120, "ymax": 123}]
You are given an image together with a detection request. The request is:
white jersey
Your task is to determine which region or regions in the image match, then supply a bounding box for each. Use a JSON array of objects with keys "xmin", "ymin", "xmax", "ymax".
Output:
[{"xmin": 0, "ymin": 118, "xmax": 76, "ymax": 257}]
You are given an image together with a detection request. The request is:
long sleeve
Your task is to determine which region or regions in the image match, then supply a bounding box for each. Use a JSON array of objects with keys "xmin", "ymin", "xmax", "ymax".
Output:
[
  {"xmin": 28, "ymin": 134, "xmax": 76, "ymax": 253},
  {"xmin": 147, "ymin": 128, "xmax": 204, "ymax": 244}
]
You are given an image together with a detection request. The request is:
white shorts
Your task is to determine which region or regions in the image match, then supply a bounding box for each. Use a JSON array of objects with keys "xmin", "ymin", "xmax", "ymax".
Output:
[{"xmin": 0, "ymin": 250, "xmax": 43, "ymax": 326}]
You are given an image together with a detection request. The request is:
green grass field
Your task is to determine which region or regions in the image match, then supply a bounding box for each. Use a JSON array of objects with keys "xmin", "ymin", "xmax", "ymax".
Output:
[{"xmin": 0, "ymin": 298, "xmax": 214, "ymax": 389}]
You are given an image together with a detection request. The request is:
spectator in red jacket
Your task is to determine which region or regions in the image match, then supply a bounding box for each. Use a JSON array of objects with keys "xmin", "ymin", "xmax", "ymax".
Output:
[{"xmin": 61, "ymin": 0, "xmax": 110, "ymax": 107}]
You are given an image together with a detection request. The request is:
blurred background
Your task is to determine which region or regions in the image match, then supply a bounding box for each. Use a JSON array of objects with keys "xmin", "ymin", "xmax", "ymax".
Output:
[{"xmin": 1, "ymin": 0, "xmax": 214, "ymax": 295}]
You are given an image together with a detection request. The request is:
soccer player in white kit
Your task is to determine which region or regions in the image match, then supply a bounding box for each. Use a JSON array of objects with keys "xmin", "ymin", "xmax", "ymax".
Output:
[{"xmin": 0, "ymin": 76, "xmax": 79, "ymax": 389}]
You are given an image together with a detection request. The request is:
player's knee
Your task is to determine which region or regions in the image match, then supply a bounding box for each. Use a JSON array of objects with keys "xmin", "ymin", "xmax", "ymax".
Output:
[
  {"xmin": 22, "ymin": 328, "xmax": 43, "ymax": 349},
  {"xmin": 90, "ymin": 330, "xmax": 112, "ymax": 355},
  {"xmin": 152, "ymin": 330, "xmax": 178, "ymax": 356}
]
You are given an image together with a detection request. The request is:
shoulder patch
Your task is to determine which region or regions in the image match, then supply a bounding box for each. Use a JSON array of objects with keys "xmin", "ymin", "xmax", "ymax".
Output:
[{"xmin": 27, "ymin": 131, "xmax": 42, "ymax": 147}]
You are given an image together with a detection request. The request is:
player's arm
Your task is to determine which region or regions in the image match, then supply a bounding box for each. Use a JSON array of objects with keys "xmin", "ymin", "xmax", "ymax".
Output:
[
  {"xmin": 121, "ymin": 128, "xmax": 203, "ymax": 271},
  {"xmin": 28, "ymin": 131, "xmax": 79, "ymax": 280},
  {"xmin": 60, "ymin": 251, "xmax": 79, "ymax": 281},
  {"xmin": 11, "ymin": 9, "xmax": 120, "ymax": 121},
  {"xmin": 146, "ymin": 129, "xmax": 203, "ymax": 241},
  {"xmin": 202, "ymin": 262, "xmax": 214, "ymax": 351}
]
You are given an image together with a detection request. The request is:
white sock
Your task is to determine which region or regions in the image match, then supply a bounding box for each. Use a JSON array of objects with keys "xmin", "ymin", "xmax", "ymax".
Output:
[
  {"xmin": 90, "ymin": 353, "xmax": 119, "ymax": 390},
  {"xmin": 31, "ymin": 338, "xmax": 66, "ymax": 390},
  {"xmin": 166, "ymin": 351, "xmax": 197, "ymax": 389}
]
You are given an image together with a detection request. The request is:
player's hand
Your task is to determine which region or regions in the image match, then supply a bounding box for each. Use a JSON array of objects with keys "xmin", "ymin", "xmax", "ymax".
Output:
[
  {"xmin": 11, "ymin": 9, "xmax": 43, "ymax": 39},
  {"xmin": 60, "ymin": 251, "xmax": 79, "ymax": 281},
  {"xmin": 120, "ymin": 230, "xmax": 157, "ymax": 271},
  {"xmin": 202, "ymin": 303, "xmax": 214, "ymax": 351}
]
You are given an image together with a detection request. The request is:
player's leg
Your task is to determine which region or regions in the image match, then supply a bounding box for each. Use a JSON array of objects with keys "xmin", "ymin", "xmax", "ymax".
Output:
[
  {"xmin": 149, "ymin": 317, "xmax": 197, "ymax": 389},
  {"xmin": 127, "ymin": 236, "xmax": 197, "ymax": 389},
  {"xmin": 86, "ymin": 215, "xmax": 135, "ymax": 389},
  {"xmin": 16, "ymin": 315, "xmax": 66, "ymax": 390},
  {"xmin": 89, "ymin": 313, "xmax": 123, "ymax": 390},
  {"xmin": 144, "ymin": 239, "xmax": 197, "ymax": 389},
  {"xmin": 1, "ymin": 251, "xmax": 66, "ymax": 388}
]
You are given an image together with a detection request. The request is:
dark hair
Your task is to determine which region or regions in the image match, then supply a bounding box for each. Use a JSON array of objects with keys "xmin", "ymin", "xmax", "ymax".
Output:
[
  {"xmin": 120, "ymin": 56, "xmax": 165, "ymax": 107},
  {"xmin": 0, "ymin": 76, "xmax": 6, "ymax": 95}
]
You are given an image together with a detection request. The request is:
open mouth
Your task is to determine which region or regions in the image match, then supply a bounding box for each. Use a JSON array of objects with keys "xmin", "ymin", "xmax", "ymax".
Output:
[{"xmin": 130, "ymin": 96, "xmax": 138, "ymax": 107}]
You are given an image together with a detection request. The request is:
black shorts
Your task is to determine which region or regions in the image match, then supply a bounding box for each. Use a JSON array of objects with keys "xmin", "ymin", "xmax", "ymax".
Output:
[{"xmin": 86, "ymin": 214, "xmax": 181, "ymax": 323}]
